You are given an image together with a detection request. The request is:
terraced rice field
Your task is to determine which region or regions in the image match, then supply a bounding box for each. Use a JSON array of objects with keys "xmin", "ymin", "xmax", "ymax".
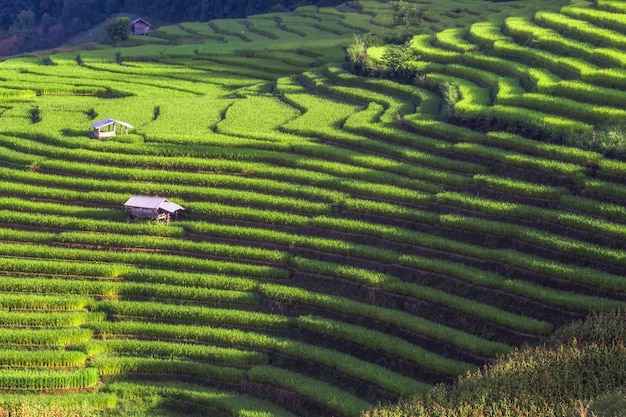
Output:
[{"xmin": 0, "ymin": 0, "xmax": 625, "ymax": 415}]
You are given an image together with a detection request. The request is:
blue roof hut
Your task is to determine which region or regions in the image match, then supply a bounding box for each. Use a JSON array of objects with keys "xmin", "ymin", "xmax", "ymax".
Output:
[{"xmin": 91, "ymin": 119, "xmax": 133, "ymax": 139}]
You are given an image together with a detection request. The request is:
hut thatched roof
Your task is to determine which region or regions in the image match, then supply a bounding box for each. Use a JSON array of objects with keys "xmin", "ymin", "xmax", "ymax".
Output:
[{"xmin": 123, "ymin": 196, "xmax": 184, "ymax": 213}]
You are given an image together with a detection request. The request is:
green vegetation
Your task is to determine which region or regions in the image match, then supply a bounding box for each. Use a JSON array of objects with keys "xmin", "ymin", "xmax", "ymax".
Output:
[
  {"xmin": 104, "ymin": 17, "xmax": 131, "ymax": 44},
  {"xmin": 365, "ymin": 309, "xmax": 626, "ymax": 417},
  {"xmin": 0, "ymin": 0, "xmax": 624, "ymax": 416}
]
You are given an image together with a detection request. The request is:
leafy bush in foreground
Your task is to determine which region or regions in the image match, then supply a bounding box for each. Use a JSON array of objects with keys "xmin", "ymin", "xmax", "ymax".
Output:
[{"xmin": 363, "ymin": 309, "xmax": 626, "ymax": 417}]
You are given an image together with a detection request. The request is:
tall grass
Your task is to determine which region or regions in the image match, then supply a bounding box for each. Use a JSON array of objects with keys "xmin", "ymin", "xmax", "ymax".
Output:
[{"xmin": 365, "ymin": 310, "xmax": 626, "ymax": 417}]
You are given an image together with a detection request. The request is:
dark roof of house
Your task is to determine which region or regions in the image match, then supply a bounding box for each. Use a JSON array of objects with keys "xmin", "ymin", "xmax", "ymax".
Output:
[
  {"xmin": 123, "ymin": 196, "xmax": 184, "ymax": 213},
  {"xmin": 91, "ymin": 119, "xmax": 133, "ymax": 129},
  {"xmin": 131, "ymin": 18, "xmax": 151, "ymax": 26}
]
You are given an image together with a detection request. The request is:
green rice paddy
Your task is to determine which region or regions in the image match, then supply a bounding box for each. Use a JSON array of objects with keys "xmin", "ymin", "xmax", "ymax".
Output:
[{"xmin": 0, "ymin": 0, "xmax": 625, "ymax": 415}]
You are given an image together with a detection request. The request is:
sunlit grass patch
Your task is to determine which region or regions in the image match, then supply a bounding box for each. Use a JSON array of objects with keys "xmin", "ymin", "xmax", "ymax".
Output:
[{"xmin": 216, "ymin": 95, "xmax": 300, "ymax": 137}]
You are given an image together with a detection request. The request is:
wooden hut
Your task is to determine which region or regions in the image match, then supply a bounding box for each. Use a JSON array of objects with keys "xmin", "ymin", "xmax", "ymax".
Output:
[
  {"xmin": 123, "ymin": 196, "xmax": 185, "ymax": 223},
  {"xmin": 91, "ymin": 119, "xmax": 133, "ymax": 139},
  {"xmin": 131, "ymin": 18, "xmax": 151, "ymax": 35}
]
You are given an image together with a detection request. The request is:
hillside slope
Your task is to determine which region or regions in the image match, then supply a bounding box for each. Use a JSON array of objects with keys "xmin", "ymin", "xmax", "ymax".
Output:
[{"xmin": 365, "ymin": 308, "xmax": 626, "ymax": 417}]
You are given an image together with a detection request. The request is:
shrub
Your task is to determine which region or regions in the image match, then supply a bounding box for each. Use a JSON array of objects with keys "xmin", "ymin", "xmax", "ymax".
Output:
[
  {"xmin": 85, "ymin": 108, "xmax": 97, "ymax": 120},
  {"xmin": 439, "ymin": 81, "xmax": 461, "ymax": 115},
  {"xmin": 592, "ymin": 122, "xmax": 626, "ymax": 157},
  {"xmin": 344, "ymin": 33, "xmax": 378, "ymax": 76},
  {"xmin": 105, "ymin": 17, "xmax": 130, "ymax": 44},
  {"xmin": 28, "ymin": 107, "xmax": 40, "ymax": 124}
]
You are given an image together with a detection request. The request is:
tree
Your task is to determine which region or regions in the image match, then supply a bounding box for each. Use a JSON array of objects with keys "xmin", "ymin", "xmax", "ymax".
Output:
[
  {"xmin": 381, "ymin": 41, "xmax": 418, "ymax": 82},
  {"xmin": 104, "ymin": 16, "xmax": 129, "ymax": 44},
  {"xmin": 344, "ymin": 33, "xmax": 377, "ymax": 77},
  {"xmin": 59, "ymin": 0, "xmax": 103, "ymax": 34},
  {"xmin": 39, "ymin": 0, "xmax": 63, "ymax": 18},
  {"xmin": 0, "ymin": 1, "xmax": 37, "ymax": 31},
  {"xmin": 104, "ymin": 0, "xmax": 123, "ymax": 15},
  {"xmin": 40, "ymin": 12, "xmax": 56, "ymax": 32},
  {"xmin": 391, "ymin": 0, "xmax": 422, "ymax": 38},
  {"xmin": 8, "ymin": 9, "xmax": 35, "ymax": 37}
]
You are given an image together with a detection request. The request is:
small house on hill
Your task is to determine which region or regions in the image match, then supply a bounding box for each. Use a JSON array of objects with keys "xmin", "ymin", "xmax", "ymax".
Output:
[
  {"xmin": 123, "ymin": 196, "xmax": 185, "ymax": 223},
  {"xmin": 131, "ymin": 18, "xmax": 151, "ymax": 35},
  {"xmin": 91, "ymin": 119, "xmax": 133, "ymax": 139}
]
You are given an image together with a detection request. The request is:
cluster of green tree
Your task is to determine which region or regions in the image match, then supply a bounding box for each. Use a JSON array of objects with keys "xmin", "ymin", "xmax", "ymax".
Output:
[
  {"xmin": 0, "ymin": 0, "xmax": 342, "ymax": 56},
  {"xmin": 344, "ymin": 1, "xmax": 423, "ymax": 83},
  {"xmin": 344, "ymin": 34, "xmax": 423, "ymax": 83}
]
